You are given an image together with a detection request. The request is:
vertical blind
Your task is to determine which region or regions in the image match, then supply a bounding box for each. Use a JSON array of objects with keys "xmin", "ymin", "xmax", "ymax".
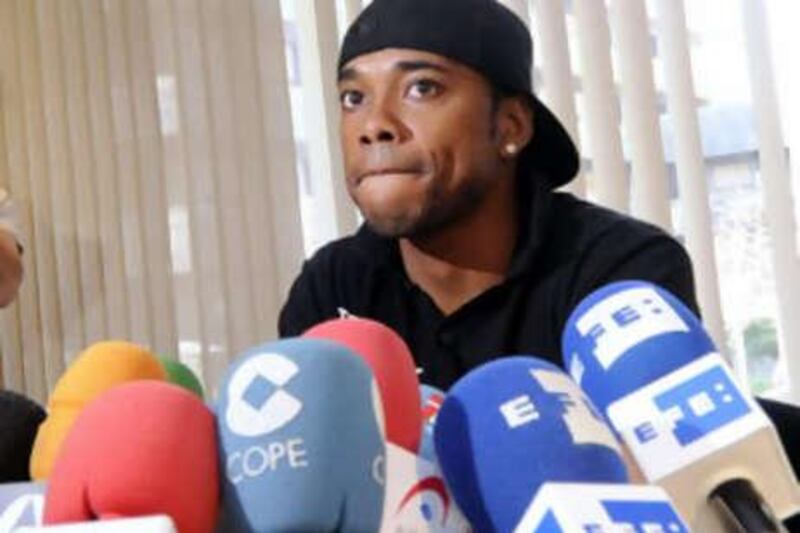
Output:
[
  {"xmin": 0, "ymin": 0, "xmax": 304, "ymax": 402},
  {"xmin": 1, "ymin": 0, "xmax": 798, "ymax": 404}
]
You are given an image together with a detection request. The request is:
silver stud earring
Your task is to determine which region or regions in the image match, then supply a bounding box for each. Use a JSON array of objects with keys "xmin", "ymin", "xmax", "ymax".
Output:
[{"xmin": 504, "ymin": 143, "xmax": 518, "ymax": 156}]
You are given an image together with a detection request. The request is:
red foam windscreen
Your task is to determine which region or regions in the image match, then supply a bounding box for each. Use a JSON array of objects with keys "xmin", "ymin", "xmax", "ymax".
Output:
[
  {"xmin": 304, "ymin": 317, "xmax": 422, "ymax": 452},
  {"xmin": 44, "ymin": 381, "xmax": 219, "ymax": 533}
]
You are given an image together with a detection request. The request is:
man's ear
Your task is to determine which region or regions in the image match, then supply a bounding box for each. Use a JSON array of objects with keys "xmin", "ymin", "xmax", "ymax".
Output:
[{"xmin": 495, "ymin": 96, "xmax": 534, "ymax": 160}]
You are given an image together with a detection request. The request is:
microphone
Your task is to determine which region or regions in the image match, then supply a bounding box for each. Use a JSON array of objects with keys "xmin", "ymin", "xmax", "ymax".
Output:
[
  {"xmin": 433, "ymin": 356, "xmax": 635, "ymax": 532},
  {"xmin": 30, "ymin": 341, "xmax": 166, "ymax": 480},
  {"xmin": 513, "ymin": 482, "xmax": 688, "ymax": 532},
  {"xmin": 563, "ymin": 280, "xmax": 800, "ymax": 531},
  {"xmin": 215, "ymin": 338, "xmax": 385, "ymax": 532},
  {"xmin": 303, "ymin": 317, "xmax": 422, "ymax": 453},
  {"xmin": 418, "ymin": 384, "xmax": 445, "ymax": 464},
  {"xmin": 158, "ymin": 356, "xmax": 204, "ymax": 399},
  {"xmin": 380, "ymin": 383, "xmax": 472, "ymax": 532},
  {"xmin": 18, "ymin": 515, "xmax": 176, "ymax": 532},
  {"xmin": 43, "ymin": 381, "xmax": 219, "ymax": 533},
  {"xmin": 0, "ymin": 390, "xmax": 46, "ymax": 482},
  {"xmin": 302, "ymin": 319, "xmax": 458, "ymax": 530},
  {"xmin": 0, "ymin": 481, "xmax": 46, "ymax": 530}
]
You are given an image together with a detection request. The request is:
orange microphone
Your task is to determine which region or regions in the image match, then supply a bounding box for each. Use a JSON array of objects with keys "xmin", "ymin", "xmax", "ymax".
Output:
[{"xmin": 29, "ymin": 341, "xmax": 165, "ymax": 480}]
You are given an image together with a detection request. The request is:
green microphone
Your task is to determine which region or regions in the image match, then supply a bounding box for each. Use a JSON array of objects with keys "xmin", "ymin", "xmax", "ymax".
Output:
[{"xmin": 159, "ymin": 356, "xmax": 204, "ymax": 399}]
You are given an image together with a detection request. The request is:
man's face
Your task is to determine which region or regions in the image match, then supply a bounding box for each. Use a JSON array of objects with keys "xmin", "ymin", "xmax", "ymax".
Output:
[{"xmin": 338, "ymin": 49, "xmax": 506, "ymax": 238}]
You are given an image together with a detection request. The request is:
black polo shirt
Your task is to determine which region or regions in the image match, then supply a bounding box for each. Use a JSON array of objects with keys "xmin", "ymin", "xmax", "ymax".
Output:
[
  {"xmin": 279, "ymin": 190, "xmax": 800, "ymax": 529},
  {"xmin": 278, "ymin": 189, "xmax": 698, "ymax": 391}
]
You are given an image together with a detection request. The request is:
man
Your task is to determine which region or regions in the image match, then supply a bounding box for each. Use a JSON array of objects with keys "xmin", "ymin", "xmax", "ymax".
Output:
[
  {"xmin": 0, "ymin": 187, "xmax": 22, "ymax": 308},
  {"xmin": 279, "ymin": 0, "xmax": 695, "ymax": 390},
  {"xmin": 279, "ymin": 5, "xmax": 800, "ymax": 526}
]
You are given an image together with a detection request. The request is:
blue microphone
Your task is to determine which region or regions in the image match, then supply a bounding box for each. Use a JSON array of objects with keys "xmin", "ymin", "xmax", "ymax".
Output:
[
  {"xmin": 418, "ymin": 384, "xmax": 445, "ymax": 464},
  {"xmin": 433, "ymin": 357, "xmax": 629, "ymax": 532},
  {"xmin": 563, "ymin": 280, "xmax": 800, "ymax": 531},
  {"xmin": 562, "ymin": 279, "xmax": 715, "ymax": 413},
  {"xmin": 215, "ymin": 338, "xmax": 385, "ymax": 532}
]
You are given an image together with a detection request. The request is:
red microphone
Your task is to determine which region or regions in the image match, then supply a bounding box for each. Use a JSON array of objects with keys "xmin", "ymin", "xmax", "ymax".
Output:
[
  {"xmin": 303, "ymin": 317, "xmax": 422, "ymax": 453},
  {"xmin": 43, "ymin": 381, "xmax": 219, "ymax": 533}
]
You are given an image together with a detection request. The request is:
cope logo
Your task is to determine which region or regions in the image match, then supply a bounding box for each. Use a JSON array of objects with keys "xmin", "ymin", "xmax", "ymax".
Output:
[
  {"xmin": 634, "ymin": 365, "xmax": 750, "ymax": 447},
  {"xmin": 592, "ymin": 499, "xmax": 688, "ymax": 532},
  {"xmin": 225, "ymin": 352, "xmax": 303, "ymax": 437},
  {"xmin": 575, "ymin": 287, "xmax": 689, "ymax": 371}
]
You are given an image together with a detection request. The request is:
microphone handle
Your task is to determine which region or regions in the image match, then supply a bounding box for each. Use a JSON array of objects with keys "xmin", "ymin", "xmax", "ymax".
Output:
[{"xmin": 711, "ymin": 479, "xmax": 787, "ymax": 533}]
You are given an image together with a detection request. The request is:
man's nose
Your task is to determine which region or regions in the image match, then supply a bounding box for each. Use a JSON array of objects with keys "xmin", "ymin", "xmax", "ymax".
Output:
[{"xmin": 359, "ymin": 104, "xmax": 401, "ymax": 146}]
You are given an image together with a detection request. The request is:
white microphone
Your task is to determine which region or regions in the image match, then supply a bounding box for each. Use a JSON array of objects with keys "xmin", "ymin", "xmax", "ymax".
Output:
[
  {"xmin": 16, "ymin": 515, "xmax": 176, "ymax": 532},
  {"xmin": 514, "ymin": 483, "xmax": 688, "ymax": 532},
  {"xmin": 562, "ymin": 280, "xmax": 800, "ymax": 531},
  {"xmin": 0, "ymin": 482, "xmax": 46, "ymax": 531}
]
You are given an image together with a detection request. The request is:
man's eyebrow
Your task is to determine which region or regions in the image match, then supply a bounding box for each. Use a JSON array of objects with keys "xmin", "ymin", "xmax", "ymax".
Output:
[
  {"xmin": 337, "ymin": 60, "xmax": 450, "ymax": 83},
  {"xmin": 395, "ymin": 60, "xmax": 449, "ymax": 74},
  {"xmin": 338, "ymin": 67, "xmax": 358, "ymax": 83}
]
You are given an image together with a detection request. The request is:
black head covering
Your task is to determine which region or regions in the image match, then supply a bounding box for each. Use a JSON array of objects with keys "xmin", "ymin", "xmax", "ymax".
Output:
[{"xmin": 338, "ymin": 0, "xmax": 579, "ymax": 188}]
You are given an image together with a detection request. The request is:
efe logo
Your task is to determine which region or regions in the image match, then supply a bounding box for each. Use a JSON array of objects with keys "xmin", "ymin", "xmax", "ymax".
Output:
[
  {"xmin": 500, "ymin": 395, "xmax": 539, "ymax": 428},
  {"xmin": 650, "ymin": 365, "xmax": 749, "ymax": 446},
  {"xmin": 598, "ymin": 499, "xmax": 687, "ymax": 532},
  {"xmin": 575, "ymin": 287, "xmax": 689, "ymax": 371},
  {"xmin": 497, "ymin": 369, "xmax": 619, "ymax": 452}
]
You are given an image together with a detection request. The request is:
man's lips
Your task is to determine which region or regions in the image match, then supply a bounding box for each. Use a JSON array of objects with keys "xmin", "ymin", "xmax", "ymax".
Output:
[{"xmin": 356, "ymin": 168, "xmax": 422, "ymax": 183}]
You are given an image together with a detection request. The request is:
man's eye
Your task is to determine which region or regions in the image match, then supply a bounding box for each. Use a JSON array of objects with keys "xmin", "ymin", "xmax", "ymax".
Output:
[
  {"xmin": 407, "ymin": 79, "xmax": 442, "ymax": 99},
  {"xmin": 340, "ymin": 90, "xmax": 364, "ymax": 110}
]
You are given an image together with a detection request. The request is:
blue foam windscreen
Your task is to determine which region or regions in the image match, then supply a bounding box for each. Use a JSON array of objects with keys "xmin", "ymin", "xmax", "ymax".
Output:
[
  {"xmin": 433, "ymin": 356, "xmax": 627, "ymax": 533},
  {"xmin": 418, "ymin": 384, "xmax": 445, "ymax": 464},
  {"xmin": 215, "ymin": 338, "xmax": 385, "ymax": 532},
  {"xmin": 562, "ymin": 280, "xmax": 716, "ymax": 412}
]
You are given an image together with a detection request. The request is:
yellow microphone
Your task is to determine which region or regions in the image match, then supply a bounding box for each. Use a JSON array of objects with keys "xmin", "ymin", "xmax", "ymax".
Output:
[{"xmin": 29, "ymin": 341, "xmax": 166, "ymax": 480}]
